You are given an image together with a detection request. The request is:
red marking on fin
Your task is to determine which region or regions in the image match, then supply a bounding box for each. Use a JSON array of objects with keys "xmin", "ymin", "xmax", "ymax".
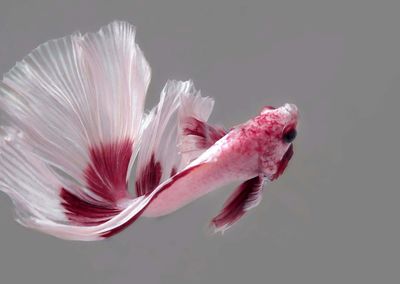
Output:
[
  {"xmin": 60, "ymin": 139, "xmax": 133, "ymax": 227},
  {"xmin": 183, "ymin": 117, "xmax": 226, "ymax": 149},
  {"xmin": 61, "ymin": 188, "xmax": 121, "ymax": 226},
  {"xmin": 170, "ymin": 167, "xmax": 177, "ymax": 177},
  {"xmin": 271, "ymin": 144, "xmax": 294, "ymax": 181},
  {"xmin": 211, "ymin": 176, "xmax": 264, "ymax": 232},
  {"xmin": 135, "ymin": 154, "xmax": 162, "ymax": 196},
  {"xmin": 85, "ymin": 139, "xmax": 133, "ymax": 203}
]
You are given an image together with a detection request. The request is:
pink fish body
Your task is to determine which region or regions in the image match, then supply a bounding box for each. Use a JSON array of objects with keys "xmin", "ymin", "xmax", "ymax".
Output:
[
  {"xmin": 0, "ymin": 21, "xmax": 298, "ymax": 240},
  {"xmin": 144, "ymin": 103, "xmax": 298, "ymax": 218}
]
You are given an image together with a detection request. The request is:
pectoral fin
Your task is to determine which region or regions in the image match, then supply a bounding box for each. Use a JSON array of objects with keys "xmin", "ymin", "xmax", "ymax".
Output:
[{"xmin": 211, "ymin": 176, "xmax": 265, "ymax": 233}]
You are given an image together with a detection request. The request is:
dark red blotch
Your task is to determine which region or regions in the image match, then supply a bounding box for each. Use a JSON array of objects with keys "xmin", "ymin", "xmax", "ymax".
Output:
[
  {"xmin": 135, "ymin": 154, "xmax": 162, "ymax": 196},
  {"xmin": 60, "ymin": 188, "xmax": 120, "ymax": 226},
  {"xmin": 60, "ymin": 139, "xmax": 133, "ymax": 226},
  {"xmin": 170, "ymin": 167, "xmax": 177, "ymax": 177},
  {"xmin": 85, "ymin": 139, "xmax": 133, "ymax": 202},
  {"xmin": 183, "ymin": 117, "xmax": 226, "ymax": 149}
]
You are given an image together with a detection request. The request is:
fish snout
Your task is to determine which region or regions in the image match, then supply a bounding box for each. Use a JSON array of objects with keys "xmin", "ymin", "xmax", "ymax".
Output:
[{"xmin": 283, "ymin": 103, "xmax": 298, "ymax": 116}]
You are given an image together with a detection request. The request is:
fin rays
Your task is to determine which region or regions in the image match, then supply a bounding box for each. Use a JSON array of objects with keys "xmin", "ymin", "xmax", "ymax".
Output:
[
  {"xmin": 211, "ymin": 176, "xmax": 265, "ymax": 233},
  {"xmin": 0, "ymin": 21, "xmax": 152, "ymax": 240}
]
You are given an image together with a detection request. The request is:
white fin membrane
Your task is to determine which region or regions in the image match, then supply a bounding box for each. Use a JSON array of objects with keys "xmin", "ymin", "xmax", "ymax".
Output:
[
  {"xmin": 178, "ymin": 87, "xmax": 226, "ymax": 165},
  {"xmin": 135, "ymin": 80, "xmax": 216, "ymax": 196},
  {"xmin": 0, "ymin": 21, "xmax": 153, "ymax": 240}
]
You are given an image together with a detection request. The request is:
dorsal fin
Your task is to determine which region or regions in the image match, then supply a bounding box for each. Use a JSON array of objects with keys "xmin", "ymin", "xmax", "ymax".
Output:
[
  {"xmin": 135, "ymin": 80, "xmax": 218, "ymax": 196},
  {"xmin": 178, "ymin": 91, "xmax": 226, "ymax": 164}
]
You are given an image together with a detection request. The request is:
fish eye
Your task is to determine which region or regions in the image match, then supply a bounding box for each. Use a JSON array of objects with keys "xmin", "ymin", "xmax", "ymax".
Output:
[{"xmin": 282, "ymin": 128, "xmax": 297, "ymax": 143}]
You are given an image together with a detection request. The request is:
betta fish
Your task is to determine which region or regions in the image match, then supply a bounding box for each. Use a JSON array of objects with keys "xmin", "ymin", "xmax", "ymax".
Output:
[{"xmin": 0, "ymin": 21, "xmax": 298, "ymax": 241}]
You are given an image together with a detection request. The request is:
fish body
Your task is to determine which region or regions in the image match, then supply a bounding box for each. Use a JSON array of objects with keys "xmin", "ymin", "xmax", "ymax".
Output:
[
  {"xmin": 144, "ymin": 103, "xmax": 298, "ymax": 217},
  {"xmin": 0, "ymin": 21, "xmax": 298, "ymax": 241}
]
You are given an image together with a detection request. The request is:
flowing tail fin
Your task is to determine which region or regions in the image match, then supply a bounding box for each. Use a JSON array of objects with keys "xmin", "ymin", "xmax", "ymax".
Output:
[
  {"xmin": 0, "ymin": 126, "xmax": 153, "ymax": 240},
  {"xmin": 0, "ymin": 21, "xmax": 151, "ymax": 240}
]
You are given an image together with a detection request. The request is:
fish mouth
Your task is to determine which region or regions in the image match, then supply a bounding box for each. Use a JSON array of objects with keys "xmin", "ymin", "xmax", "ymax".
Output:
[
  {"xmin": 270, "ymin": 144, "xmax": 294, "ymax": 181},
  {"xmin": 283, "ymin": 103, "xmax": 299, "ymax": 118},
  {"xmin": 284, "ymin": 103, "xmax": 297, "ymax": 112}
]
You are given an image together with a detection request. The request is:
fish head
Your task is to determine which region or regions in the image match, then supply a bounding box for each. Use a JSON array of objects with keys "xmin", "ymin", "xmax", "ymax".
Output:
[{"xmin": 254, "ymin": 103, "xmax": 299, "ymax": 180}]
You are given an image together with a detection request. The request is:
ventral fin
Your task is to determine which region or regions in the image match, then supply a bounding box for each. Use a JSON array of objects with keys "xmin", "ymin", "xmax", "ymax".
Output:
[{"xmin": 211, "ymin": 176, "xmax": 265, "ymax": 233}]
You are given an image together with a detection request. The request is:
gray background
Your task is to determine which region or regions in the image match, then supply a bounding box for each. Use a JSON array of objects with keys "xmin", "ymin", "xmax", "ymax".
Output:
[{"xmin": 0, "ymin": 0, "xmax": 399, "ymax": 283}]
